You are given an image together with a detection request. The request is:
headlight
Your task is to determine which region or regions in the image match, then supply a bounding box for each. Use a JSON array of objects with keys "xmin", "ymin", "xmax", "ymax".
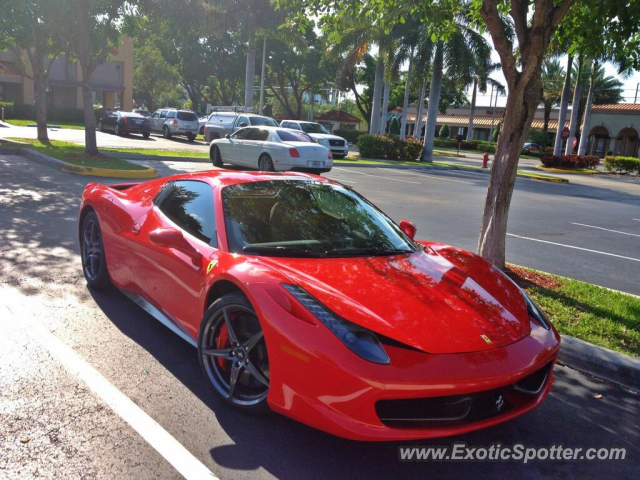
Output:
[
  {"xmin": 523, "ymin": 292, "xmax": 551, "ymax": 330},
  {"xmin": 282, "ymin": 284, "xmax": 390, "ymax": 364},
  {"xmin": 318, "ymin": 138, "xmax": 329, "ymax": 145}
]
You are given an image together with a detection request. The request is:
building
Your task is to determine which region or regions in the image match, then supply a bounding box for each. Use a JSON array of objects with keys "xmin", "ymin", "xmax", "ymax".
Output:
[
  {"xmin": 314, "ymin": 110, "xmax": 362, "ymax": 131},
  {"xmin": 0, "ymin": 37, "xmax": 133, "ymax": 113},
  {"xmin": 393, "ymin": 103, "xmax": 640, "ymax": 158}
]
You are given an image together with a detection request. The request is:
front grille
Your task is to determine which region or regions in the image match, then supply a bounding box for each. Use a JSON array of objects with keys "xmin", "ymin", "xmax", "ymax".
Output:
[
  {"xmin": 329, "ymin": 139, "xmax": 345, "ymax": 147},
  {"xmin": 376, "ymin": 363, "xmax": 551, "ymax": 428}
]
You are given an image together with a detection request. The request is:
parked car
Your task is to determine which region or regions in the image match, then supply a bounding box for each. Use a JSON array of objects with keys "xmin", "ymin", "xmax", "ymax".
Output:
[
  {"xmin": 210, "ymin": 126, "xmax": 332, "ymax": 174},
  {"xmin": 199, "ymin": 115, "xmax": 208, "ymax": 135},
  {"xmin": 523, "ymin": 142, "xmax": 542, "ymax": 152},
  {"xmin": 150, "ymin": 108, "xmax": 199, "ymax": 141},
  {"xmin": 280, "ymin": 120, "xmax": 349, "ymax": 158},
  {"xmin": 78, "ymin": 170, "xmax": 560, "ymax": 440},
  {"xmin": 203, "ymin": 112, "xmax": 279, "ymax": 142},
  {"xmin": 132, "ymin": 109, "xmax": 151, "ymax": 118},
  {"xmin": 99, "ymin": 111, "xmax": 150, "ymax": 138}
]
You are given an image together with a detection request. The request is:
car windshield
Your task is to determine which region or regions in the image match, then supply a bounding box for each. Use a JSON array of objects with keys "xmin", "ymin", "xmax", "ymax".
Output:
[
  {"xmin": 222, "ymin": 180, "xmax": 416, "ymax": 257},
  {"xmin": 277, "ymin": 130, "xmax": 312, "ymax": 142},
  {"xmin": 177, "ymin": 111, "xmax": 198, "ymax": 121},
  {"xmin": 249, "ymin": 116, "xmax": 279, "ymax": 127},
  {"xmin": 300, "ymin": 123, "xmax": 330, "ymax": 134}
]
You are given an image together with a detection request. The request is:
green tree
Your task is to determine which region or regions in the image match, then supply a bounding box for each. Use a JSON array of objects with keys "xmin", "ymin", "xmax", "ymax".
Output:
[
  {"xmin": 389, "ymin": 116, "xmax": 400, "ymax": 135},
  {"xmin": 439, "ymin": 124, "xmax": 450, "ymax": 138},
  {"xmin": 131, "ymin": 38, "xmax": 181, "ymax": 112},
  {"xmin": 541, "ymin": 59, "xmax": 565, "ymax": 141},
  {"xmin": 0, "ymin": 0, "xmax": 64, "ymax": 142}
]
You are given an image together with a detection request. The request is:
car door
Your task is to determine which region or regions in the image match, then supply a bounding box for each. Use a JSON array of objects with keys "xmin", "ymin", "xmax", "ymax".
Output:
[
  {"xmin": 242, "ymin": 128, "xmax": 268, "ymax": 168},
  {"xmin": 150, "ymin": 110, "xmax": 161, "ymax": 131},
  {"xmin": 131, "ymin": 180, "xmax": 218, "ymax": 338},
  {"xmin": 225, "ymin": 127, "xmax": 251, "ymax": 165}
]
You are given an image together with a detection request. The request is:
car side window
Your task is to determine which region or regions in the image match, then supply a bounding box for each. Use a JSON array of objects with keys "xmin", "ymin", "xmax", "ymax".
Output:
[
  {"xmin": 237, "ymin": 116, "xmax": 249, "ymax": 127},
  {"xmin": 167, "ymin": 111, "xmax": 176, "ymax": 119},
  {"xmin": 158, "ymin": 180, "xmax": 217, "ymax": 246},
  {"xmin": 152, "ymin": 111, "xmax": 160, "ymax": 118},
  {"xmin": 291, "ymin": 123, "xmax": 301, "ymax": 130},
  {"xmin": 246, "ymin": 128, "xmax": 268, "ymax": 141},
  {"xmin": 281, "ymin": 122, "xmax": 290, "ymax": 128},
  {"xmin": 160, "ymin": 110, "xmax": 167, "ymax": 119},
  {"xmin": 231, "ymin": 127, "xmax": 251, "ymax": 140}
]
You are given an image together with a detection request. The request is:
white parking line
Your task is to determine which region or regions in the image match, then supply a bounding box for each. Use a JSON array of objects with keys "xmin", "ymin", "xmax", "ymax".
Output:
[
  {"xmin": 571, "ymin": 222, "xmax": 640, "ymax": 238},
  {"xmin": 333, "ymin": 167, "xmax": 420, "ymax": 184},
  {"xmin": 382, "ymin": 168, "xmax": 475, "ymax": 185},
  {"xmin": 6, "ymin": 301, "xmax": 218, "ymax": 480},
  {"xmin": 507, "ymin": 233, "xmax": 640, "ymax": 263}
]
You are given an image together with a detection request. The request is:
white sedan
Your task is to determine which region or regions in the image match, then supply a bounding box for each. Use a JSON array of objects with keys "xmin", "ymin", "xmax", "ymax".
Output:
[{"xmin": 209, "ymin": 126, "xmax": 333, "ymax": 174}]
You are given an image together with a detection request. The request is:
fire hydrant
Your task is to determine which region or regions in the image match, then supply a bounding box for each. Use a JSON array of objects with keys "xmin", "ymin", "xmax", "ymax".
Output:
[{"xmin": 482, "ymin": 152, "xmax": 490, "ymax": 169}]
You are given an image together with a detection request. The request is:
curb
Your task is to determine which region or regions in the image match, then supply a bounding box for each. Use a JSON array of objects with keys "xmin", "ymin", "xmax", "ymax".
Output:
[
  {"xmin": 13, "ymin": 147, "xmax": 157, "ymax": 179},
  {"xmin": 535, "ymin": 165, "xmax": 599, "ymax": 175},
  {"xmin": 558, "ymin": 335, "xmax": 640, "ymax": 392},
  {"xmin": 108, "ymin": 151, "xmax": 210, "ymax": 163}
]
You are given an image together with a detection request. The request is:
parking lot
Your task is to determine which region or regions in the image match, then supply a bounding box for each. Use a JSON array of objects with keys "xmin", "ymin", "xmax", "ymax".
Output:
[{"xmin": 1, "ymin": 152, "xmax": 639, "ymax": 479}]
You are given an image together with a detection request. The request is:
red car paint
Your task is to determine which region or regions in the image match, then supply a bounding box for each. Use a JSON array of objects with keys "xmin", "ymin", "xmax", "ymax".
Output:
[{"xmin": 79, "ymin": 170, "xmax": 560, "ymax": 441}]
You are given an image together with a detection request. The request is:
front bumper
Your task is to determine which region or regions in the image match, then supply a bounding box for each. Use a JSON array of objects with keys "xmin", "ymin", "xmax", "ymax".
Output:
[{"xmin": 251, "ymin": 285, "xmax": 561, "ymax": 441}]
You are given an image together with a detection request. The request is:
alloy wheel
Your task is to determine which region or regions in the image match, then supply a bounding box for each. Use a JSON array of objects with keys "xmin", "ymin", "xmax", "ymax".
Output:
[
  {"xmin": 81, "ymin": 217, "xmax": 103, "ymax": 282},
  {"xmin": 201, "ymin": 304, "xmax": 269, "ymax": 406}
]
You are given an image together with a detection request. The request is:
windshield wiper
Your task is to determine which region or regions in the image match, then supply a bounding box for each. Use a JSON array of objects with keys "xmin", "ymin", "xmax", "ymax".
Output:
[
  {"xmin": 242, "ymin": 245, "xmax": 327, "ymax": 257},
  {"xmin": 324, "ymin": 248, "xmax": 413, "ymax": 257}
]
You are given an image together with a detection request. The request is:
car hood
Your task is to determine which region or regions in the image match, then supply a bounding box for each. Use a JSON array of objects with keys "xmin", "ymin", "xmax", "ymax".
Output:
[
  {"xmin": 258, "ymin": 243, "xmax": 530, "ymax": 354},
  {"xmin": 307, "ymin": 133, "xmax": 345, "ymax": 141}
]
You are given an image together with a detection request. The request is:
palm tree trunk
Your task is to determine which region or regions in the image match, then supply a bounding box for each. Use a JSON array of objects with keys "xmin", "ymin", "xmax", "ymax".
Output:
[
  {"xmin": 369, "ymin": 58, "xmax": 384, "ymax": 134},
  {"xmin": 565, "ymin": 55, "xmax": 583, "ymax": 155},
  {"xmin": 420, "ymin": 42, "xmax": 443, "ymax": 162},
  {"xmin": 415, "ymin": 82, "xmax": 426, "ymax": 140},
  {"xmin": 466, "ymin": 80, "xmax": 477, "ymax": 142},
  {"xmin": 553, "ymin": 55, "xmax": 573, "ymax": 156},
  {"xmin": 244, "ymin": 29, "xmax": 257, "ymax": 109},
  {"xmin": 399, "ymin": 48, "xmax": 414, "ymax": 140},
  {"xmin": 577, "ymin": 60, "xmax": 598, "ymax": 155},
  {"xmin": 379, "ymin": 81, "xmax": 391, "ymax": 135}
]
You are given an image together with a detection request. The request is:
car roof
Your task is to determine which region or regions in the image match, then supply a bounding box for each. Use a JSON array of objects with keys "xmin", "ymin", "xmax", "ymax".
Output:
[{"xmin": 156, "ymin": 170, "xmax": 338, "ymax": 189}]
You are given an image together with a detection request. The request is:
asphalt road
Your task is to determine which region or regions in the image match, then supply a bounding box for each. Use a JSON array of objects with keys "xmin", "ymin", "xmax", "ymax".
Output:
[{"xmin": 1, "ymin": 152, "xmax": 638, "ymax": 479}]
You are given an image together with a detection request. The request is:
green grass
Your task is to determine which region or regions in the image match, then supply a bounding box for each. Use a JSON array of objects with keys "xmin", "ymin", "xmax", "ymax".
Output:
[
  {"xmin": 103, "ymin": 146, "xmax": 209, "ymax": 158},
  {"xmin": 510, "ymin": 265, "xmax": 640, "ymax": 357},
  {"xmin": 4, "ymin": 119, "xmax": 86, "ymax": 130},
  {"xmin": 1, "ymin": 138, "xmax": 146, "ymax": 170}
]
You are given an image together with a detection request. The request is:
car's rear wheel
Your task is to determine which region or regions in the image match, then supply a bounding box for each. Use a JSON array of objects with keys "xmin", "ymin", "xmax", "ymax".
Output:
[
  {"xmin": 80, "ymin": 211, "xmax": 111, "ymax": 290},
  {"xmin": 142, "ymin": 132, "xmax": 150, "ymax": 139},
  {"xmin": 258, "ymin": 154, "xmax": 275, "ymax": 172},
  {"xmin": 187, "ymin": 133, "xmax": 196, "ymax": 142},
  {"xmin": 210, "ymin": 145, "xmax": 223, "ymax": 168},
  {"xmin": 198, "ymin": 294, "xmax": 270, "ymax": 411},
  {"xmin": 163, "ymin": 125, "xmax": 172, "ymax": 139}
]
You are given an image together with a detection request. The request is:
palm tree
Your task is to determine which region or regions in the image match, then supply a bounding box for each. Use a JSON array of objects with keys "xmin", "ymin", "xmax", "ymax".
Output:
[
  {"xmin": 465, "ymin": 59, "xmax": 503, "ymax": 143},
  {"xmin": 421, "ymin": 16, "xmax": 491, "ymax": 162},
  {"xmin": 541, "ymin": 59, "xmax": 565, "ymax": 140},
  {"xmin": 565, "ymin": 55, "xmax": 584, "ymax": 155},
  {"xmin": 553, "ymin": 54, "xmax": 573, "ymax": 155}
]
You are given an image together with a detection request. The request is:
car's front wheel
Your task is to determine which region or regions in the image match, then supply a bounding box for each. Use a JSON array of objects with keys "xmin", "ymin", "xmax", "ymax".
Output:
[
  {"xmin": 80, "ymin": 211, "xmax": 111, "ymax": 290},
  {"xmin": 114, "ymin": 122, "xmax": 122, "ymax": 136},
  {"xmin": 198, "ymin": 294, "xmax": 270, "ymax": 411},
  {"xmin": 163, "ymin": 125, "xmax": 172, "ymax": 139},
  {"xmin": 258, "ymin": 154, "xmax": 275, "ymax": 172},
  {"xmin": 142, "ymin": 132, "xmax": 150, "ymax": 139},
  {"xmin": 210, "ymin": 145, "xmax": 223, "ymax": 168},
  {"xmin": 187, "ymin": 133, "xmax": 196, "ymax": 142}
]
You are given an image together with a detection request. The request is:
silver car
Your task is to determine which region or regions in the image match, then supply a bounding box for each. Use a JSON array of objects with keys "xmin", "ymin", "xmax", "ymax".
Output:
[
  {"xmin": 150, "ymin": 109, "xmax": 200, "ymax": 141},
  {"xmin": 280, "ymin": 120, "xmax": 349, "ymax": 158},
  {"xmin": 203, "ymin": 112, "xmax": 279, "ymax": 142}
]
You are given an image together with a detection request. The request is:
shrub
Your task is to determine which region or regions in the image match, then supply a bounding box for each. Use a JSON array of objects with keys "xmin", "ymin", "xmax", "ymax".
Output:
[
  {"xmin": 357, "ymin": 134, "xmax": 421, "ymax": 161},
  {"xmin": 0, "ymin": 101, "xmax": 14, "ymax": 118},
  {"xmin": 604, "ymin": 156, "xmax": 640, "ymax": 175},
  {"xmin": 540, "ymin": 155, "xmax": 600, "ymax": 169},
  {"xmin": 439, "ymin": 124, "xmax": 450, "ymax": 138},
  {"xmin": 433, "ymin": 138, "xmax": 479, "ymax": 150},
  {"xmin": 389, "ymin": 117, "xmax": 400, "ymax": 135},
  {"xmin": 333, "ymin": 129, "xmax": 365, "ymax": 144}
]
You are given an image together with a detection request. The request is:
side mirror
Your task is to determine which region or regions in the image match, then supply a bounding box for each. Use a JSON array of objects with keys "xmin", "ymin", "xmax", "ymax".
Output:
[
  {"xmin": 149, "ymin": 227, "xmax": 202, "ymax": 265},
  {"xmin": 399, "ymin": 220, "xmax": 417, "ymax": 240},
  {"xmin": 225, "ymin": 134, "xmax": 231, "ymax": 139},
  {"xmin": 239, "ymin": 122, "xmax": 248, "ymax": 127}
]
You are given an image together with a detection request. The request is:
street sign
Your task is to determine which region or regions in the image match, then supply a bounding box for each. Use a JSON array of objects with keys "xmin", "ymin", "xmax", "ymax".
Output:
[{"xmin": 561, "ymin": 126, "xmax": 570, "ymax": 140}]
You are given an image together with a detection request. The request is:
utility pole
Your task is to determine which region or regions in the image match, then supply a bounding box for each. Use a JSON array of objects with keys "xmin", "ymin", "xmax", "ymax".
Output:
[
  {"xmin": 635, "ymin": 83, "xmax": 639, "ymax": 104},
  {"xmin": 258, "ymin": 35, "xmax": 267, "ymax": 115}
]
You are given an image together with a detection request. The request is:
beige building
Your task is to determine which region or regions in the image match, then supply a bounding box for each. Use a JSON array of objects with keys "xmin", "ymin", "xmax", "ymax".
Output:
[
  {"xmin": 393, "ymin": 103, "xmax": 640, "ymax": 158},
  {"xmin": 0, "ymin": 37, "xmax": 133, "ymax": 113}
]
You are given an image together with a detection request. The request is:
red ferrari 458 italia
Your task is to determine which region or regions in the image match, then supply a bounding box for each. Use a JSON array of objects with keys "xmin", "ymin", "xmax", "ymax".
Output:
[{"xmin": 78, "ymin": 170, "xmax": 560, "ymax": 441}]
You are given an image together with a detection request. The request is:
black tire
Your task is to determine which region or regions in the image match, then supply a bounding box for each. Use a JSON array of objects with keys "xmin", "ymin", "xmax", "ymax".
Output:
[
  {"xmin": 187, "ymin": 133, "xmax": 196, "ymax": 142},
  {"xmin": 99, "ymin": 120, "xmax": 104, "ymax": 133},
  {"xmin": 258, "ymin": 154, "xmax": 275, "ymax": 172},
  {"xmin": 210, "ymin": 145, "xmax": 223, "ymax": 168},
  {"xmin": 114, "ymin": 122, "xmax": 122, "ymax": 136},
  {"xmin": 198, "ymin": 294, "xmax": 270, "ymax": 412},
  {"xmin": 80, "ymin": 211, "xmax": 111, "ymax": 290},
  {"xmin": 142, "ymin": 132, "xmax": 150, "ymax": 139},
  {"xmin": 163, "ymin": 125, "xmax": 172, "ymax": 139},
  {"xmin": 332, "ymin": 153, "xmax": 345, "ymax": 159}
]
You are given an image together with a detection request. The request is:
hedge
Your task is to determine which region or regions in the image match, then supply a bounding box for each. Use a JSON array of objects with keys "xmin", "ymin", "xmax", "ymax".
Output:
[
  {"xmin": 333, "ymin": 129, "xmax": 365, "ymax": 144},
  {"xmin": 540, "ymin": 154, "xmax": 600, "ymax": 169},
  {"xmin": 433, "ymin": 138, "xmax": 480, "ymax": 150},
  {"xmin": 357, "ymin": 134, "xmax": 422, "ymax": 161},
  {"xmin": 0, "ymin": 101, "xmax": 14, "ymax": 118},
  {"xmin": 7, "ymin": 104, "xmax": 86, "ymax": 123},
  {"xmin": 604, "ymin": 155, "xmax": 640, "ymax": 175}
]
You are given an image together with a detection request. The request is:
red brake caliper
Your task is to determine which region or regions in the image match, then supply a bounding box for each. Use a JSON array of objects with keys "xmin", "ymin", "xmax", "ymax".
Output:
[{"xmin": 216, "ymin": 324, "xmax": 230, "ymax": 372}]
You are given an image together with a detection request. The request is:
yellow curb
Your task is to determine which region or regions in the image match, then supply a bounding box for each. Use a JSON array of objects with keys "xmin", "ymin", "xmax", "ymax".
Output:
[
  {"xmin": 60, "ymin": 164, "xmax": 157, "ymax": 178},
  {"xmin": 535, "ymin": 165, "xmax": 599, "ymax": 175},
  {"xmin": 523, "ymin": 174, "xmax": 569, "ymax": 183}
]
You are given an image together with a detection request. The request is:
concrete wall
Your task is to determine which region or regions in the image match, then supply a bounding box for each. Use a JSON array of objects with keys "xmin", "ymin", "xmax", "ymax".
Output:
[{"xmin": 590, "ymin": 112, "xmax": 640, "ymax": 139}]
